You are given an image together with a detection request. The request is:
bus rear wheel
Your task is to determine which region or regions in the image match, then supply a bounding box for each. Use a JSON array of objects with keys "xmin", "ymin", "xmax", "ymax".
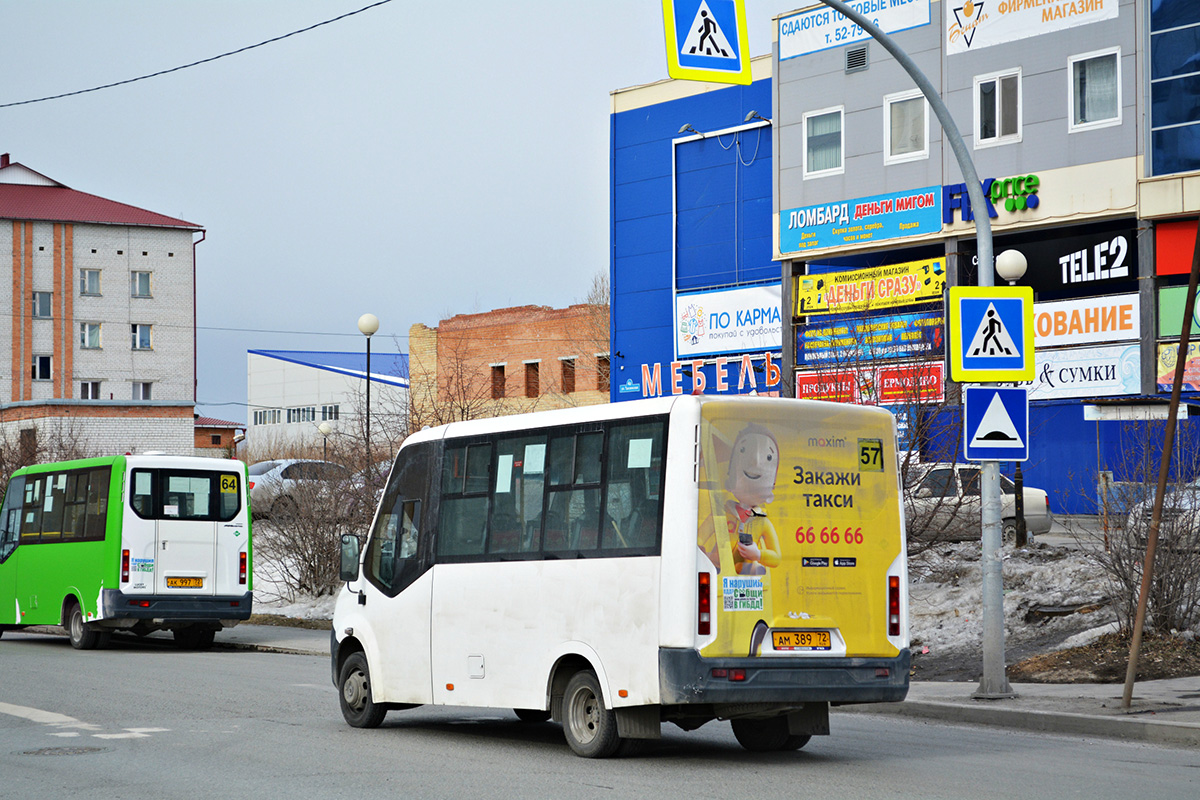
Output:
[
  {"xmin": 339, "ymin": 652, "xmax": 387, "ymax": 728},
  {"xmin": 562, "ymin": 671, "xmax": 621, "ymax": 758},
  {"xmin": 66, "ymin": 602, "xmax": 109, "ymax": 650},
  {"xmin": 731, "ymin": 716, "xmax": 810, "ymax": 752}
]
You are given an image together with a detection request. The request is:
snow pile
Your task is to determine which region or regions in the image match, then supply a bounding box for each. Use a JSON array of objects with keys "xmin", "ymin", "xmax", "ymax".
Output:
[
  {"xmin": 909, "ymin": 542, "xmax": 1114, "ymax": 657},
  {"xmin": 251, "ymin": 548, "xmax": 339, "ymax": 621}
]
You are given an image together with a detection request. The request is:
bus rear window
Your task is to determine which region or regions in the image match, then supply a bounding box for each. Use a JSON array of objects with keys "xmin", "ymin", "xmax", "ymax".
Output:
[{"xmin": 130, "ymin": 469, "xmax": 242, "ymax": 521}]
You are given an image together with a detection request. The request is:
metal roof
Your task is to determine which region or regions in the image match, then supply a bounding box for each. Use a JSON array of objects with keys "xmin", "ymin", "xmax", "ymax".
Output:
[
  {"xmin": 0, "ymin": 176, "xmax": 200, "ymax": 230},
  {"xmin": 248, "ymin": 349, "xmax": 409, "ymax": 387}
]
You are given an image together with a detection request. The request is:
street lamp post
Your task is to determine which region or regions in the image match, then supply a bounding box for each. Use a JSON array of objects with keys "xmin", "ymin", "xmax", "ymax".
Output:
[
  {"xmin": 318, "ymin": 421, "xmax": 333, "ymax": 463},
  {"xmin": 995, "ymin": 250, "xmax": 1031, "ymax": 547},
  {"xmin": 358, "ymin": 313, "xmax": 379, "ymax": 473}
]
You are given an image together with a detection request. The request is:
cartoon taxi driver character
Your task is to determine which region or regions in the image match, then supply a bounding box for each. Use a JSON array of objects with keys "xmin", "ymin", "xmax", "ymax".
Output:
[{"xmin": 725, "ymin": 423, "xmax": 783, "ymax": 575}]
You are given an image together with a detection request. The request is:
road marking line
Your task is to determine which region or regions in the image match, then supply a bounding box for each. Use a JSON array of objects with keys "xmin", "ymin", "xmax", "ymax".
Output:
[{"xmin": 0, "ymin": 701, "xmax": 80, "ymax": 725}]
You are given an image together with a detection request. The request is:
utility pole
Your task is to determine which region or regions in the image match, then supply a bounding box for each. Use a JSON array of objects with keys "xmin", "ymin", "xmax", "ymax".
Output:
[{"xmin": 817, "ymin": 0, "xmax": 1012, "ymax": 697}]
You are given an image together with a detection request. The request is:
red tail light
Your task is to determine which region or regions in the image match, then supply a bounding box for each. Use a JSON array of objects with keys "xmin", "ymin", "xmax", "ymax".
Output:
[
  {"xmin": 239, "ymin": 552, "xmax": 248, "ymax": 585},
  {"xmin": 698, "ymin": 572, "xmax": 711, "ymax": 636},
  {"xmin": 888, "ymin": 575, "xmax": 901, "ymax": 637},
  {"xmin": 121, "ymin": 549, "xmax": 130, "ymax": 583},
  {"xmin": 248, "ymin": 481, "xmax": 255, "ymax": 490}
]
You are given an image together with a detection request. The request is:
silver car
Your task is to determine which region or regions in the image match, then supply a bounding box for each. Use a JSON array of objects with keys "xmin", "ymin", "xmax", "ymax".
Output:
[
  {"xmin": 247, "ymin": 459, "xmax": 349, "ymax": 518},
  {"xmin": 904, "ymin": 462, "xmax": 1053, "ymax": 543}
]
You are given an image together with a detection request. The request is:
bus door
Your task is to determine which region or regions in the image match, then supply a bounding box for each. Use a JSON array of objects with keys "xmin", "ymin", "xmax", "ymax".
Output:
[
  {"xmin": 0, "ymin": 476, "xmax": 25, "ymax": 623},
  {"xmin": 130, "ymin": 469, "xmax": 219, "ymax": 596},
  {"xmin": 360, "ymin": 441, "xmax": 437, "ymax": 705}
]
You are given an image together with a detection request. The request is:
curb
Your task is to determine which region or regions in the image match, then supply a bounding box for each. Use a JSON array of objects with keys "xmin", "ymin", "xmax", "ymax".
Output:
[
  {"xmin": 215, "ymin": 641, "xmax": 327, "ymax": 658},
  {"xmin": 838, "ymin": 700, "xmax": 1200, "ymax": 749}
]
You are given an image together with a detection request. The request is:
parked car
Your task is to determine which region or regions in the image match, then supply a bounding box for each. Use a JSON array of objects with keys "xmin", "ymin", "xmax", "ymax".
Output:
[
  {"xmin": 903, "ymin": 462, "xmax": 1053, "ymax": 543},
  {"xmin": 248, "ymin": 459, "xmax": 350, "ymax": 518},
  {"xmin": 1124, "ymin": 478, "xmax": 1200, "ymax": 548}
]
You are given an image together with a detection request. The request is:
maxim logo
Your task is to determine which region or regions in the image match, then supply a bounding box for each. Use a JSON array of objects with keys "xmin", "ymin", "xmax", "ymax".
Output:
[{"xmin": 808, "ymin": 435, "xmax": 847, "ymax": 448}]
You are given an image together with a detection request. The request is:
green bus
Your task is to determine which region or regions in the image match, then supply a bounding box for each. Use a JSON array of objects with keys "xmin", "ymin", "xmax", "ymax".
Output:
[{"xmin": 0, "ymin": 455, "xmax": 252, "ymax": 649}]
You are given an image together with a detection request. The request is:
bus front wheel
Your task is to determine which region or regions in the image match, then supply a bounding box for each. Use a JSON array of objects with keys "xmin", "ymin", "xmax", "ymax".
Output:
[
  {"xmin": 562, "ymin": 671, "xmax": 621, "ymax": 758},
  {"xmin": 66, "ymin": 602, "xmax": 109, "ymax": 651},
  {"xmin": 731, "ymin": 716, "xmax": 811, "ymax": 752},
  {"xmin": 339, "ymin": 652, "xmax": 387, "ymax": 728}
]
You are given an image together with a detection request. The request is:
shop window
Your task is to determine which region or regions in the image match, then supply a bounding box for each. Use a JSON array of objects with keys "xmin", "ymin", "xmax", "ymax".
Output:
[
  {"xmin": 884, "ymin": 89, "xmax": 928, "ymax": 164},
  {"xmin": 1069, "ymin": 48, "xmax": 1120, "ymax": 132},
  {"xmin": 975, "ymin": 69, "xmax": 1021, "ymax": 147},
  {"xmin": 803, "ymin": 106, "xmax": 843, "ymax": 177}
]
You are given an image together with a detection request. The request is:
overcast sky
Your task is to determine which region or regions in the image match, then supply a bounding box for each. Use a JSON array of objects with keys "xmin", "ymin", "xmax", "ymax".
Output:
[{"xmin": 1, "ymin": 0, "xmax": 784, "ymax": 421}]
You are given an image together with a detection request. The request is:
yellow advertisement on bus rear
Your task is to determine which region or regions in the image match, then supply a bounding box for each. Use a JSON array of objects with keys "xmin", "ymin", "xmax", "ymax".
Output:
[{"xmin": 697, "ymin": 398, "xmax": 903, "ymax": 659}]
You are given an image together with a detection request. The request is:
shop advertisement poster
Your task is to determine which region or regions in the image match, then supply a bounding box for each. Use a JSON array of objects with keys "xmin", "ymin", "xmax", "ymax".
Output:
[
  {"xmin": 1157, "ymin": 286, "xmax": 1200, "ymax": 337},
  {"xmin": 958, "ymin": 224, "xmax": 1137, "ymax": 293},
  {"xmin": 1157, "ymin": 341, "xmax": 1200, "ymax": 393},
  {"xmin": 794, "ymin": 257, "xmax": 946, "ymax": 316},
  {"xmin": 1033, "ymin": 293, "xmax": 1139, "ymax": 348},
  {"xmin": 1028, "ymin": 343, "xmax": 1140, "ymax": 400},
  {"xmin": 795, "ymin": 361, "xmax": 944, "ymax": 405},
  {"xmin": 796, "ymin": 307, "xmax": 944, "ymax": 366},
  {"xmin": 676, "ymin": 283, "xmax": 782, "ymax": 358},
  {"xmin": 946, "ymin": 0, "xmax": 1118, "ymax": 56},
  {"xmin": 778, "ymin": 0, "xmax": 930, "ymax": 60},
  {"xmin": 781, "ymin": 187, "xmax": 941, "ymax": 255}
]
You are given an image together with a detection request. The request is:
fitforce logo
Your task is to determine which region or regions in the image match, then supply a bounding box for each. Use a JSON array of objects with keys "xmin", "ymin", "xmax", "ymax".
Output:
[{"xmin": 948, "ymin": 1, "xmax": 987, "ymax": 49}]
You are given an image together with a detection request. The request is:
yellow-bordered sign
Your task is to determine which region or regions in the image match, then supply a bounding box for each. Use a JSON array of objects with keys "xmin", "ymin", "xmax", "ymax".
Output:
[
  {"xmin": 662, "ymin": 0, "xmax": 751, "ymax": 85},
  {"xmin": 948, "ymin": 286, "xmax": 1035, "ymax": 382}
]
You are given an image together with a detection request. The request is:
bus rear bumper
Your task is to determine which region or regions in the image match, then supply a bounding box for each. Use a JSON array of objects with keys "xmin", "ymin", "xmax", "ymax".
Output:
[
  {"xmin": 99, "ymin": 590, "xmax": 253, "ymax": 624},
  {"xmin": 659, "ymin": 647, "xmax": 910, "ymax": 706}
]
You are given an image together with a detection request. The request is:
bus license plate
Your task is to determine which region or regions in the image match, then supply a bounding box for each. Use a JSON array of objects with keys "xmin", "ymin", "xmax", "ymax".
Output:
[
  {"xmin": 772, "ymin": 630, "xmax": 830, "ymax": 651},
  {"xmin": 166, "ymin": 577, "xmax": 204, "ymax": 589}
]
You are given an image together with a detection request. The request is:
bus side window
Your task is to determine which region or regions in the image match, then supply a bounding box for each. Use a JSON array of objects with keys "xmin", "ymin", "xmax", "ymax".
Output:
[
  {"xmin": 0, "ymin": 476, "xmax": 25, "ymax": 562},
  {"xmin": 438, "ymin": 443, "xmax": 491, "ymax": 558},
  {"xmin": 602, "ymin": 422, "xmax": 665, "ymax": 550},
  {"xmin": 131, "ymin": 470, "xmax": 155, "ymax": 518},
  {"xmin": 21, "ymin": 475, "xmax": 45, "ymax": 543},
  {"xmin": 85, "ymin": 468, "xmax": 111, "ymax": 540}
]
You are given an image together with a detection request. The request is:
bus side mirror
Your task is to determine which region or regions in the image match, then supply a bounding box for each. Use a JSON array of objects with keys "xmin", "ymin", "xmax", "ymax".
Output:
[{"xmin": 340, "ymin": 534, "xmax": 361, "ymax": 582}]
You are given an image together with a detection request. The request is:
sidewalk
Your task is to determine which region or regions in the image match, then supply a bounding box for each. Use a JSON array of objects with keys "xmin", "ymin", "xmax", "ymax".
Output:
[{"xmin": 212, "ymin": 624, "xmax": 1200, "ymax": 749}]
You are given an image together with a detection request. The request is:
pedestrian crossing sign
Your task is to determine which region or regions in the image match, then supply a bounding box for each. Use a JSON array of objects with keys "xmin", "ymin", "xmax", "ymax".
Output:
[
  {"xmin": 964, "ymin": 385, "xmax": 1029, "ymax": 461},
  {"xmin": 948, "ymin": 285, "xmax": 1035, "ymax": 381},
  {"xmin": 662, "ymin": 0, "xmax": 751, "ymax": 85}
]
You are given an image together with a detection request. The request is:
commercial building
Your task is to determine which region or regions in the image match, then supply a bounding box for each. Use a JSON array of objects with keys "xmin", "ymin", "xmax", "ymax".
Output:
[
  {"xmin": 0, "ymin": 153, "xmax": 201, "ymax": 457},
  {"xmin": 611, "ymin": 1, "xmax": 1200, "ymax": 514},
  {"xmin": 408, "ymin": 303, "xmax": 609, "ymax": 427},
  {"xmin": 245, "ymin": 349, "xmax": 408, "ymax": 454}
]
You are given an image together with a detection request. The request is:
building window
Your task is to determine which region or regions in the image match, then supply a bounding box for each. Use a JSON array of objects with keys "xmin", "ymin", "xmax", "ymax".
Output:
[
  {"xmin": 525, "ymin": 361, "xmax": 540, "ymax": 399},
  {"xmin": 211, "ymin": 434, "xmax": 222, "ymax": 446},
  {"xmin": 31, "ymin": 355, "xmax": 52, "ymax": 381},
  {"xmin": 131, "ymin": 324, "xmax": 152, "ymax": 350},
  {"xmin": 31, "ymin": 292, "xmax": 52, "ymax": 319},
  {"xmin": 975, "ymin": 69, "xmax": 1021, "ymax": 147},
  {"xmin": 80, "ymin": 269, "xmax": 101, "ymax": 296},
  {"xmin": 131, "ymin": 271, "xmax": 152, "ymax": 298},
  {"xmin": 132, "ymin": 382, "xmax": 152, "ymax": 401},
  {"xmin": 1150, "ymin": 3, "xmax": 1200, "ymax": 174},
  {"xmin": 79, "ymin": 322, "xmax": 101, "ymax": 349},
  {"xmin": 596, "ymin": 354, "xmax": 610, "ymax": 391},
  {"xmin": 803, "ymin": 106, "xmax": 843, "ymax": 177},
  {"xmin": 286, "ymin": 407, "xmax": 317, "ymax": 423},
  {"xmin": 884, "ymin": 89, "xmax": 928, "ymax": 164},
  {"xmin": 321, "ymin": 404, "xmax": 340, "ymax": 421},
  {"xmin": 491, "ymin": 364, "xmax": 506, "ymax": 400},
  {"xmin": 1068, "ymin": 48, "xmax": 1120, "ymax": 133},
  {"xmin": 80, "ymin": 381, "xmax": 101, "ymax": 399},
  {"xmin": 561, "ymin": 358, "xmax": 576, "ymax": 394}
]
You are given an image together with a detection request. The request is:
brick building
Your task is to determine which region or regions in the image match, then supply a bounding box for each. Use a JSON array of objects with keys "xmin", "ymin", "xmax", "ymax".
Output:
[
  {"xmin": 408, "ymin": 303, "xmax": 609, "ymax": 427},
  {"xmin": 1, "ymin": 153, "xmax": 201, "ymax": 458},
  {"xmin": 194, "ymin": 415, "xmax": 244, "ymax": 458}
]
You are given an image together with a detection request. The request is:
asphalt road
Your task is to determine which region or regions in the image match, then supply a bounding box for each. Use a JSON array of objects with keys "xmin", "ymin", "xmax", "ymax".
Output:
[{"xmin": 1, "ymin": 631, "xmax": 1197, "ymax": 800}]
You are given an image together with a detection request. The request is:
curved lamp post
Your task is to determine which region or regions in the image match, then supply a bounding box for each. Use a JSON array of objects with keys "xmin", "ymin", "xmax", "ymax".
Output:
[{"xmin": 358, "ymin": 313, "xmax": 379, "ymax": 472}]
